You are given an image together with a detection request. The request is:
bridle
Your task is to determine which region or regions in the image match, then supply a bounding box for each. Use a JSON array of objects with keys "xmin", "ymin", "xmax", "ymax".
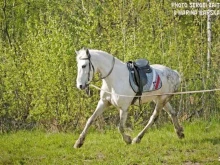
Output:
[
  {"xmin": 79, "ymin": 49, "xmax": 115, "ymax": 85},
  {"xmin": 79, "ymin": 51, "xmax": 95, "ymax": 84}
]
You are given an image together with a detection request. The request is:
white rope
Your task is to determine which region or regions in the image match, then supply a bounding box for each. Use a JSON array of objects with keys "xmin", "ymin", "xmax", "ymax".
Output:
[{"xmin": 90, "ymin": 84, "xmax": 220, "ymax": 97}]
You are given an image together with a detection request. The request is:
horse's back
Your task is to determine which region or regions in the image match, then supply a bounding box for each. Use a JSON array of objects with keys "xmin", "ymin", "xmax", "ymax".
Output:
[{"xmin": 151, "ymin": 64, "xmax": 181, "ymax": 92}]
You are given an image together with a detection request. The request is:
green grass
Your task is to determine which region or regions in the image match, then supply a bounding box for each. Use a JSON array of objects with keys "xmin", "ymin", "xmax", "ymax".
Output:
[{"xmin": 0, "ymin": 120, "xmax": 219, "ymax": 165}]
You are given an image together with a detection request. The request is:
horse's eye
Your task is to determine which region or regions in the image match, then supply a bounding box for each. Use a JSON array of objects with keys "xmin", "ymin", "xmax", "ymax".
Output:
[{"xmin": 82, "ymin": 65, "xmax": 86, "ymax": 69}]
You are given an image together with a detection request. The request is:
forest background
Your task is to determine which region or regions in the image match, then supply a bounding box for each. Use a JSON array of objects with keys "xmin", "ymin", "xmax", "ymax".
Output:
[{"xmin": 0, "ymin": 0, "xmax": 219, "ymax": 132}]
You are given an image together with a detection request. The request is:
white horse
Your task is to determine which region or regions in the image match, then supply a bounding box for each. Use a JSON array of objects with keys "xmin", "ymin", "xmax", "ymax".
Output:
[{"xmin": 74, "ymin": 48, "xmax": 184, "ymax": 148}]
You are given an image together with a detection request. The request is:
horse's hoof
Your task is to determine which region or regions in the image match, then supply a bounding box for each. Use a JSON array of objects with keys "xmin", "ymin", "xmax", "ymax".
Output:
[
  {"xmin": 176, "ymin": 128, "xmax": 185, "ymax": 139},
  {"xmin": 177, "ymin": 132, "xmax": 185, "ymax": 139},
  {"xmin": 74, "ymin": 140, "xmax": 83, "ymax": 148},
  {"xmin": 132, "ymin": 137, "xmax": 141, "ymax": 144},
  {"xmin": 175, "ymin": 127, "xmax": 184, "ymax": 139},
  {"xmin": 123, "ymin": 134, "xmax": 132, "ymax": 144}
]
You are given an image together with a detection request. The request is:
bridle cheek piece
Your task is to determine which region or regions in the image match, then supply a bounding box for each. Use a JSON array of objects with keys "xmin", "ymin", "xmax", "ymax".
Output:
[{"xmin": 79, "ymin": 51, "xmax": 95, "ymax": 85}]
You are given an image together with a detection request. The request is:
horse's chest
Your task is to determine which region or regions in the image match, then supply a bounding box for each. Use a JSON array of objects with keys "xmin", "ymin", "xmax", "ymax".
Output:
[
  {"xmin": 104, "ymin": 94, "xmax": 116, "ymax": 106},
  {"xmin": 101, "ymin": 84, "xmax": 133, "ymax": 109},
  {"xmin": 111, "ymin": 97, "xmax": 120, "ymax": 107},
  {"xmin": 102, "ymin": 93, "xmax": 119, "ymax": 107},
  {"xmin": 107, "ymin": 94, "xmax": 131, "ymax": 109}
]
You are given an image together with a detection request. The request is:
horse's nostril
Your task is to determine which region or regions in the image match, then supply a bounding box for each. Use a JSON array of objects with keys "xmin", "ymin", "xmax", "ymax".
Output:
[{"xmin": 79, "ymin": 85, "xmax": 83, "ymax": 89}]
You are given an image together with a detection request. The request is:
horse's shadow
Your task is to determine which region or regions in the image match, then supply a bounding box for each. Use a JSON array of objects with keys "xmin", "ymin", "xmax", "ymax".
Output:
[
  {"xmin": 201, "ymin": 137, "xmax": 220, "ymax": 145},
  {"xmin": 185, "ymin": 137, "xmax": 220, "ymax": 145}
]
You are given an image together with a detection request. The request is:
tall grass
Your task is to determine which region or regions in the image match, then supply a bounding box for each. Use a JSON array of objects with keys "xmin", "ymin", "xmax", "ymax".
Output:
[{"xmin": 0, "ymin": 120, "xmax": 219, "ymax": 165}]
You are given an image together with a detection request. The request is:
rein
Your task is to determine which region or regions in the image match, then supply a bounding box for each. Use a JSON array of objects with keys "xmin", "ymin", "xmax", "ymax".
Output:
[{"xmin": 99, "ymin": 57, "xmax": 115, "ymax": 80}]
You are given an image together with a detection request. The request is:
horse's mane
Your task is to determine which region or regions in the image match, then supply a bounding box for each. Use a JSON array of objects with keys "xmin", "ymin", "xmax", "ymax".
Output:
[{"xmin": 76, "ymin": 48, "xmax": 113, "ymax": 61}]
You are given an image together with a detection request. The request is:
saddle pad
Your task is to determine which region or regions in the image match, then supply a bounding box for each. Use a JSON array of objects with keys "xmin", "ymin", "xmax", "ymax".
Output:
[
  {"xmin": 129, "ymin": 68, "xmax": 162, "ymax": 93},
  {"xmin": 143, "ymin": 69, "xmax": 162, "ymax": 92}
]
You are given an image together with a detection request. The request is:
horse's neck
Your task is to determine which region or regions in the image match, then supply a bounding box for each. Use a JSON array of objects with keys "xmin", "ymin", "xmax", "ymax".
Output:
[
  {"xmin": 91, "ymin": 51, "xmax": 126, "ymax": 88},
  {"xmin": 91, "ymin": 51, "xmax": 115, "ymax": 78}
]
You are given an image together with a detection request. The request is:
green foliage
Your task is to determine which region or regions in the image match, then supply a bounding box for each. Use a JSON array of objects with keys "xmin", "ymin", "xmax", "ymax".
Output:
[{"xmin": 0, "ymin": 0, "xmax": 220, "ymax": 131}]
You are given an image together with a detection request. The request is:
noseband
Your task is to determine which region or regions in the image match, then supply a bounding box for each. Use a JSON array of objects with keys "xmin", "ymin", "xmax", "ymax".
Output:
[{"xmin": 79, "ymin": 49, "xmax": 115, "ymax": 84}]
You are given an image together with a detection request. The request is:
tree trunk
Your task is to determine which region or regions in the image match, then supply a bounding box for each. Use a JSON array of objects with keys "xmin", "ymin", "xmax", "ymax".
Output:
[{"xmin": 207, "ymin": 0, "xmax": 211, "ymax": 75}]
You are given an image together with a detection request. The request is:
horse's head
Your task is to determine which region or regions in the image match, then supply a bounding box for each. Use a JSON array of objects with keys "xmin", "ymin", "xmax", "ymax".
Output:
[{"xmin": 76, "ymin": 48, "xmax": 94, "ymax": 90}]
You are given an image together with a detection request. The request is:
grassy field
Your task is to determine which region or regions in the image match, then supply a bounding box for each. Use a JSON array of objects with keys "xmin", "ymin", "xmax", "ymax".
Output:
[{"xmin": 0, "ymin": 120, "xmax": 219, "ymax": 165}]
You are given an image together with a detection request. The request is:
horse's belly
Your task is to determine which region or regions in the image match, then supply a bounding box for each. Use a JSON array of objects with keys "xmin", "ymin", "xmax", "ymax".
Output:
[{"xmin": 133, "ymin": 94, "xmax": 156, "ymax": 105}]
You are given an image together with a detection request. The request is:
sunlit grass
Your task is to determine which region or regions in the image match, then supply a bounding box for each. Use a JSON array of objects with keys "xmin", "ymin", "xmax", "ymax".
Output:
[{"xmin": 0, "ymin": 120, "xmax": 219, "ymax": 164}]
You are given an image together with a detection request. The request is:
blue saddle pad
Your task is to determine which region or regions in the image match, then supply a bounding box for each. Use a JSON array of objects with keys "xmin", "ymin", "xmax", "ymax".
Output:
[{"xmin": 129, "ymin": 68, "xmax": 162, "ymax": 93}]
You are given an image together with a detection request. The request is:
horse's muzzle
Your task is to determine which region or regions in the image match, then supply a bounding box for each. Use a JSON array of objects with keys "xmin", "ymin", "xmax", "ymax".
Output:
[
  {"xmin": 77, "ymin": 84, "xmax": 88, "ymax": 90},
  {"xmin": 79, "ymin": 85, "xmax": 83, "ymax": 90}
]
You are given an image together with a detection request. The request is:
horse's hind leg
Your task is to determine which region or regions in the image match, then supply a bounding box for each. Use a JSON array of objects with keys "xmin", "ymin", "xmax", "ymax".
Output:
[
  {"xmin": 163, "ymin": 102, "xmax": 184, "ymax": 139},
  {"xmin": 132, "ymin": 100, "xmax": 164, "ymax": 144}
]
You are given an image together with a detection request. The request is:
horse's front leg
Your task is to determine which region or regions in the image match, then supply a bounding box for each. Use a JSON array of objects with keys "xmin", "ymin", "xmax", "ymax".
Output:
[
  {"xmin": 132, "ymin": 100, "xmax": 163, "ymax": 144},
  {"xmin": 118, "ymin": 109, "xmax": 132, "ymax": 144},
  {"xmin": 74, "ymin": 99, "xmax": 108, "ymax": 148}
]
